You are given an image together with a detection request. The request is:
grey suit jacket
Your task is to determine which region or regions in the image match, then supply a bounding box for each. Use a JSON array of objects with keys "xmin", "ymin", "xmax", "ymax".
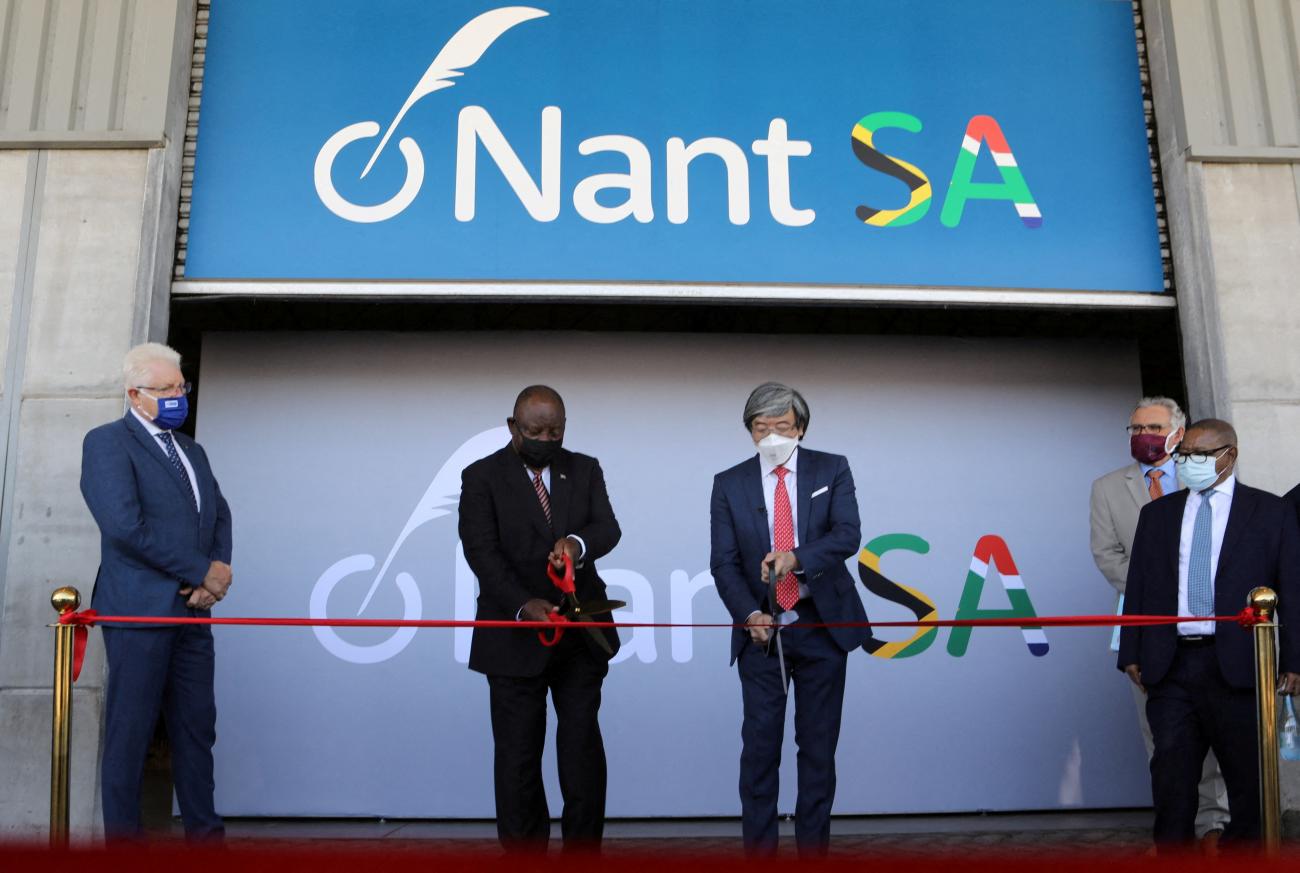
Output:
[{"xmin": 1088, "ymin": 462, "xmax": 1182, "ymax": 593}]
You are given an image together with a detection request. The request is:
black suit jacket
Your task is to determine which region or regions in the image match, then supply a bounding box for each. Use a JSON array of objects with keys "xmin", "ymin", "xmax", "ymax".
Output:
[
  {"xmin": 1118, "ymin": 482, "xmax": 1300, "ymax": 689},
  {"xmin": 1287, "ymin": 482, "xmax": 1300, "ymax": 526},
  {"xmin": 459, "ymin": 444, "xmax": 621, "ymax": 677}
]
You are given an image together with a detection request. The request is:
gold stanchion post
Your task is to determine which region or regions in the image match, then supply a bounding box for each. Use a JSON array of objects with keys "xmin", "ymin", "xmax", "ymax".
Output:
[
  {"xmin": 49, "ymin": 586, "xmax": 80, "ymax": 850},
  {"xmin": 1249, "ymin": 586, "xmax": 1281, "ymax": 853}
]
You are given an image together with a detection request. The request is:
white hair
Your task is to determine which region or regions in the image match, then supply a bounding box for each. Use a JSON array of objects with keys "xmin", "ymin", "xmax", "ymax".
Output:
[
  {"xmin": 1134, "ymin": 396, "xmax": 1186, "ymax": 432},
  {"xmin": 123, "ymin": 342, "xmax": 181, "ymax": 389}
]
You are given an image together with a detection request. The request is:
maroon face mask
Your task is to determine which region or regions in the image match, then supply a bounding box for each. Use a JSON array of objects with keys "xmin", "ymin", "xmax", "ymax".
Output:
[{"xmin": 1130, "ymin": 433, "xmax": 1170, "ymax": 465}]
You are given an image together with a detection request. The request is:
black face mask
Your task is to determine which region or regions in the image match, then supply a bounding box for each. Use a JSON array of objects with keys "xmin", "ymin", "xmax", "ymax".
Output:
[{"xmin": 517, "ymin": 435, "xmax": 562, "ymax": 469}]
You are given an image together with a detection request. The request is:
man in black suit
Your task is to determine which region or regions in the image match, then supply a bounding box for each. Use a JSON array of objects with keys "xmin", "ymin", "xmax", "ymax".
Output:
[
  {"xmin": 1118, "ymin": 418, "xmax": 1300, "ymax": 846},
  {"xmin": 458, "ymin": 385, "xmax": 621, "ymax": 851},
  {"xmin": 1287, "ymin": 482, "xmax": 1300, "ymax": 526}
]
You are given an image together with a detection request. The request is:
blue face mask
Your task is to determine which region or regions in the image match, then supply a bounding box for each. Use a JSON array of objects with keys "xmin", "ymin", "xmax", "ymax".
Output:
[
  {"xmin": 1176, "ymin": 450, "xmax": 1230, "ymax": 493},
  {"xmin": 144, "ymin": 393, "xmax": 189, "ymax": 430}
]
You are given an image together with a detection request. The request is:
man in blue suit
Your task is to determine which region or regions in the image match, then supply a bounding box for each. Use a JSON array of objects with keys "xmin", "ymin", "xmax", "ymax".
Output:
[
  {"xmin": 710, "ymin": 382, "xmax": 868, "ymax": 856},
  {"xmin": 80, "ymin": 343, "xmax": 233, "ymax": 840},
  {"xmin": 1118, "ymin": 418, "xmax": 1300, "ymax": 846}
]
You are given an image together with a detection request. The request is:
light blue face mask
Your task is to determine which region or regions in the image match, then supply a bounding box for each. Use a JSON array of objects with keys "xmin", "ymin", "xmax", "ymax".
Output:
[{"xmin": 1176, "ymin": 449, "xmax": 1231, "ymax": 493}]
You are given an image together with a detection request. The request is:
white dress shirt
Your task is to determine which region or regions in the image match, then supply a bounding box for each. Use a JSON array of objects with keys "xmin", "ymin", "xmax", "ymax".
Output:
[
  {"xmin": 131, "ymin": 408, "xmax": 200, "ymax": 513},
  {"xmin": 1176, "ymin": 472, "xmax": 1236, "ymax": 636}
]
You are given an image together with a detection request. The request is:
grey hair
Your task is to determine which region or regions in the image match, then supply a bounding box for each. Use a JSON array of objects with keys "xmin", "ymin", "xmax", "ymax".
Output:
[
  {"xmin": 1134, "ymin": 396, "xmax": 1186, "ymax": 432},
  {"xmin": 743, "ymin": 382, "xmax": 810, "ymax": 435},
  {"xmin": 123, "ymin": 342, "xmax": 181, "ymax": 389}
]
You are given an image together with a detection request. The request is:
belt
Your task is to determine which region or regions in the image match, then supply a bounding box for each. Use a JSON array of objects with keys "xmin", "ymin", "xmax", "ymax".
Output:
[{"xmin": 1177, "ymin": 635, "xmax": 1216, "ymax": 647}]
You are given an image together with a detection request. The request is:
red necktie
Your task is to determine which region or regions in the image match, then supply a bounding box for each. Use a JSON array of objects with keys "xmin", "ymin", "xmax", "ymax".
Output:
[
  {"xmin": 1147, "ymin": 469, "xmax": 1163, "ymax": 500},
  {"xmin": 773, "ymin": 466, "xmax": 799, "ymax": 610}
]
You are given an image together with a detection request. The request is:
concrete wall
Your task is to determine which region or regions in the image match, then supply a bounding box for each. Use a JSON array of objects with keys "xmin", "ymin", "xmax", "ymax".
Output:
[
  {"xmin": 1145, "ymin": 0, "xmax": 1300, "ymax": 488},
  {"xmin": 0, "ymin": 0, "xmax": 180, "ymax": 147},
  {"xmin": 0, "ymin": 1, "xmax": 194, "ymax": 841}
]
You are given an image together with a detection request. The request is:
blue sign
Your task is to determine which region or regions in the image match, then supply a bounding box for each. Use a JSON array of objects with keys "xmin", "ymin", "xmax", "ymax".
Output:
[{"xmin": 187, "ymin": 0, "xmax": 1164, "ymax": 292}]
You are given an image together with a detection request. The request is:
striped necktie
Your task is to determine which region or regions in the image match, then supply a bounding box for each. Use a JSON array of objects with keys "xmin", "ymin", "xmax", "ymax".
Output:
[
  {"xmin": 532, "ymin": 470, "xmax": 552, "ymax": 527},
  {"xmin": 157, "ymin": 431, "xmax": 198, "ymax": 511}
]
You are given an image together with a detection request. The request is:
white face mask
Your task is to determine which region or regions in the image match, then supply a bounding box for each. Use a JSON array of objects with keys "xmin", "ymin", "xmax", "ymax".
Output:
[{"xmin": 755, "ymin": 433, "xmax": 798, "ymax": 467}]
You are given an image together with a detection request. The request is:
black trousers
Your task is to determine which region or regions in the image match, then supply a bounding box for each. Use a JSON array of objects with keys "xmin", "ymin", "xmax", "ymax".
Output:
[
  {"xmin": 101, "ymin": 624, "xmax": 223, "ymax": 841},
  {"xmin": 736, "ymin": 599, "xmax": 848, "ymax": 857},
  {"xmin": 486, "ymin": 631, "xmax": 609, "ymax": 851},
  {"xmin": 1145, "ymin": 642, "xmax": 1259, "ymax": 844}
]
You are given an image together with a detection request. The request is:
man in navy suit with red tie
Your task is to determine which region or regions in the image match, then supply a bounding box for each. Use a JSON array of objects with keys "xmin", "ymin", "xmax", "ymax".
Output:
[
  {"xmin": 1119, "ymin": 418, "xmax": 1300, "ymax": 846},
  {"xmin": 709, "ymin": 382, "xmax": 869, "ymax": 856}
]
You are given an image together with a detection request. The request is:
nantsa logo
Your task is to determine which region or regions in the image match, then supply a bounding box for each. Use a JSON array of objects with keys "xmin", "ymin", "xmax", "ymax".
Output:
[{"xmin": 315, "ymin": 6, "xmax": 1042, "ymax": 229}]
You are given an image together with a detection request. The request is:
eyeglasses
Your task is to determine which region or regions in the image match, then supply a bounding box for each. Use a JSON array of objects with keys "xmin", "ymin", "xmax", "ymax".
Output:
[
  {"xmin": 1172, "ymin": 445, "xmax": 1232, "ymax": 465},
  {"xmin": 136, "ymin": 382, "xmax": 192, "ymax": 396},
  {"xmin": 1126, "ymin": 424, "xmax": 1170, "ymax": 435},
  {"xmin": 751, "ymin": 422, "xmax": 798, "ymax": 438}
]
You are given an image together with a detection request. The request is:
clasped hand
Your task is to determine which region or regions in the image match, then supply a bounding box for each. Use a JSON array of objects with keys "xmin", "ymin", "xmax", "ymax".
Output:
[{"xmin": 179, "ymin": 560, "xmax": 233, "ymax": 609}]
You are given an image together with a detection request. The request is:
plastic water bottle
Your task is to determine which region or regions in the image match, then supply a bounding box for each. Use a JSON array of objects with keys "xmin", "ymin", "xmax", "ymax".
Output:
[{"xmin": 1282, "ymin": 696, "xmax": 1300, "ymax": 762}]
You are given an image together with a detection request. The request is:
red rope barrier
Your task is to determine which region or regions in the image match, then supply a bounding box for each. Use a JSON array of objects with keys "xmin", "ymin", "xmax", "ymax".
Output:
[{"xmin": 58, "ymin": 607, "xmax": 1266, "ymax": 683}]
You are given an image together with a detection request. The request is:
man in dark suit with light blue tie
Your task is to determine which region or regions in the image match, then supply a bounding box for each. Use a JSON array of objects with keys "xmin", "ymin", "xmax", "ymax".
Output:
[
  {"xmin": 710, "ymin": 382, "xmax": 868, "ymax": 856},
  {"xmin": 1118, "ymin": 418, "xmax": 1300, "ymax": 846},
  {"xmin": 80, "ymin": 343, "xmax": 233, "ymax": 840}
]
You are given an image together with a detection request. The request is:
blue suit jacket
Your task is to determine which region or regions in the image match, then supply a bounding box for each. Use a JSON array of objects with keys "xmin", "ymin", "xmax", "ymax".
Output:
[
  {"xmin": 1118, "ymin": 482, "xmax": 1300, "ymax": 689},
  {"xmin": 710, "ymin": 447, "xmax": 868, "ymax": 663},
  {"xmin": 80, "ymin": 413, "xmax": 233, "ymax": 619}
]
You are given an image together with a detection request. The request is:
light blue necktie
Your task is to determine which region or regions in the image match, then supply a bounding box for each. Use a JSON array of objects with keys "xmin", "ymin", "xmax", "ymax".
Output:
[{"xmin": 1187, "ymin": 490, "xmax": 1215, "ymax": 619}]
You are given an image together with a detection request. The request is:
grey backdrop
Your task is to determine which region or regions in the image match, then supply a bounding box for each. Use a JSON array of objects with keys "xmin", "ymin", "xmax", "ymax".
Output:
[{"xmin": 196, "ymin": 331, "xmax": 1151, "ymax": 817}]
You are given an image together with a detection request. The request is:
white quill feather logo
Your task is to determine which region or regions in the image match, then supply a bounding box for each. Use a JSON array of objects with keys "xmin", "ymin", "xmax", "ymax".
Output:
[
  {"xmin": 309, "ymin": 426, "xmax": 510, "ymax": 664},
  {"xmin": 314, "ymin": 7, "xmax": 548, "ymax": 223}
]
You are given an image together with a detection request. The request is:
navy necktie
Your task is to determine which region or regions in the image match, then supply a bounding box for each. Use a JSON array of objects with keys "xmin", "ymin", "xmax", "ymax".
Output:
[{"xmin": 157, "ymin": 431, "xmax": 198, "ymax": 511}]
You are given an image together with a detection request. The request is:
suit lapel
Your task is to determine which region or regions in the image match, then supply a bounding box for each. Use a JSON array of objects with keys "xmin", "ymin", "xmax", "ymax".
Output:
[
  {"xmin": 796, "ymin": 448, "xmax": 812, "ymax": 546},
  {"xmin": 1216, "ymin": 485, "xmax": 1256, "ymax": 579},
  {"xmin": 500, "ymin": 447, "xmax": 554, "ymax": 541},
  {"xmin": 740, "ymin": 456, "xmax": 770, "ymax": 551},
  {"xmin": 549, "ymin": 451, "xmax": 572, "ymax": 539},
  {"xmin": 1124, "ymin": 464, "xmax": 1148, "ymax": 509},
  {"xmin": 1163, "ymin": 490, "xmax": 1190, "ymax": 582},
  {"xmin": 122, "ymin": 415, "xmax": 197, "ymax": 513}
]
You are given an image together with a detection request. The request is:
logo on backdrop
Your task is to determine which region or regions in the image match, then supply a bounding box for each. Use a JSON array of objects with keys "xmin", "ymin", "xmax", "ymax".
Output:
[
  {"xmin": 314, "ymin": 6, "xmax": 548, "ymax": 223},
  {"xmin": 309, "ymin": 427, "xmax": 1049, "ymax": 665},
  {"xmin": 313, "ymin": 5, "xmax": 1042, "ymax": 230},
  {"xmin": 308, "ymin": 425, "xmax": 511, "ymax": 663}
]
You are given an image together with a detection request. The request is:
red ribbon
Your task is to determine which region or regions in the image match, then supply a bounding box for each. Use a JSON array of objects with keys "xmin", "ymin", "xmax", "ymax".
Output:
[
  {"xmin": 58, "ymin": 606, "xmax": 1266, "ymax": 685},
  {"xmin": 65, "ymin": 609, "xmax": 96, "ymax": 682}
]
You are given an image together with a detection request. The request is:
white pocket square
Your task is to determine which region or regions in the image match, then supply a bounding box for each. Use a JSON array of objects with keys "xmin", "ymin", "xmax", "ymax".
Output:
[{"xmin": 811, "ymin": 486, "xmax": 829, "ymax": 499}]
